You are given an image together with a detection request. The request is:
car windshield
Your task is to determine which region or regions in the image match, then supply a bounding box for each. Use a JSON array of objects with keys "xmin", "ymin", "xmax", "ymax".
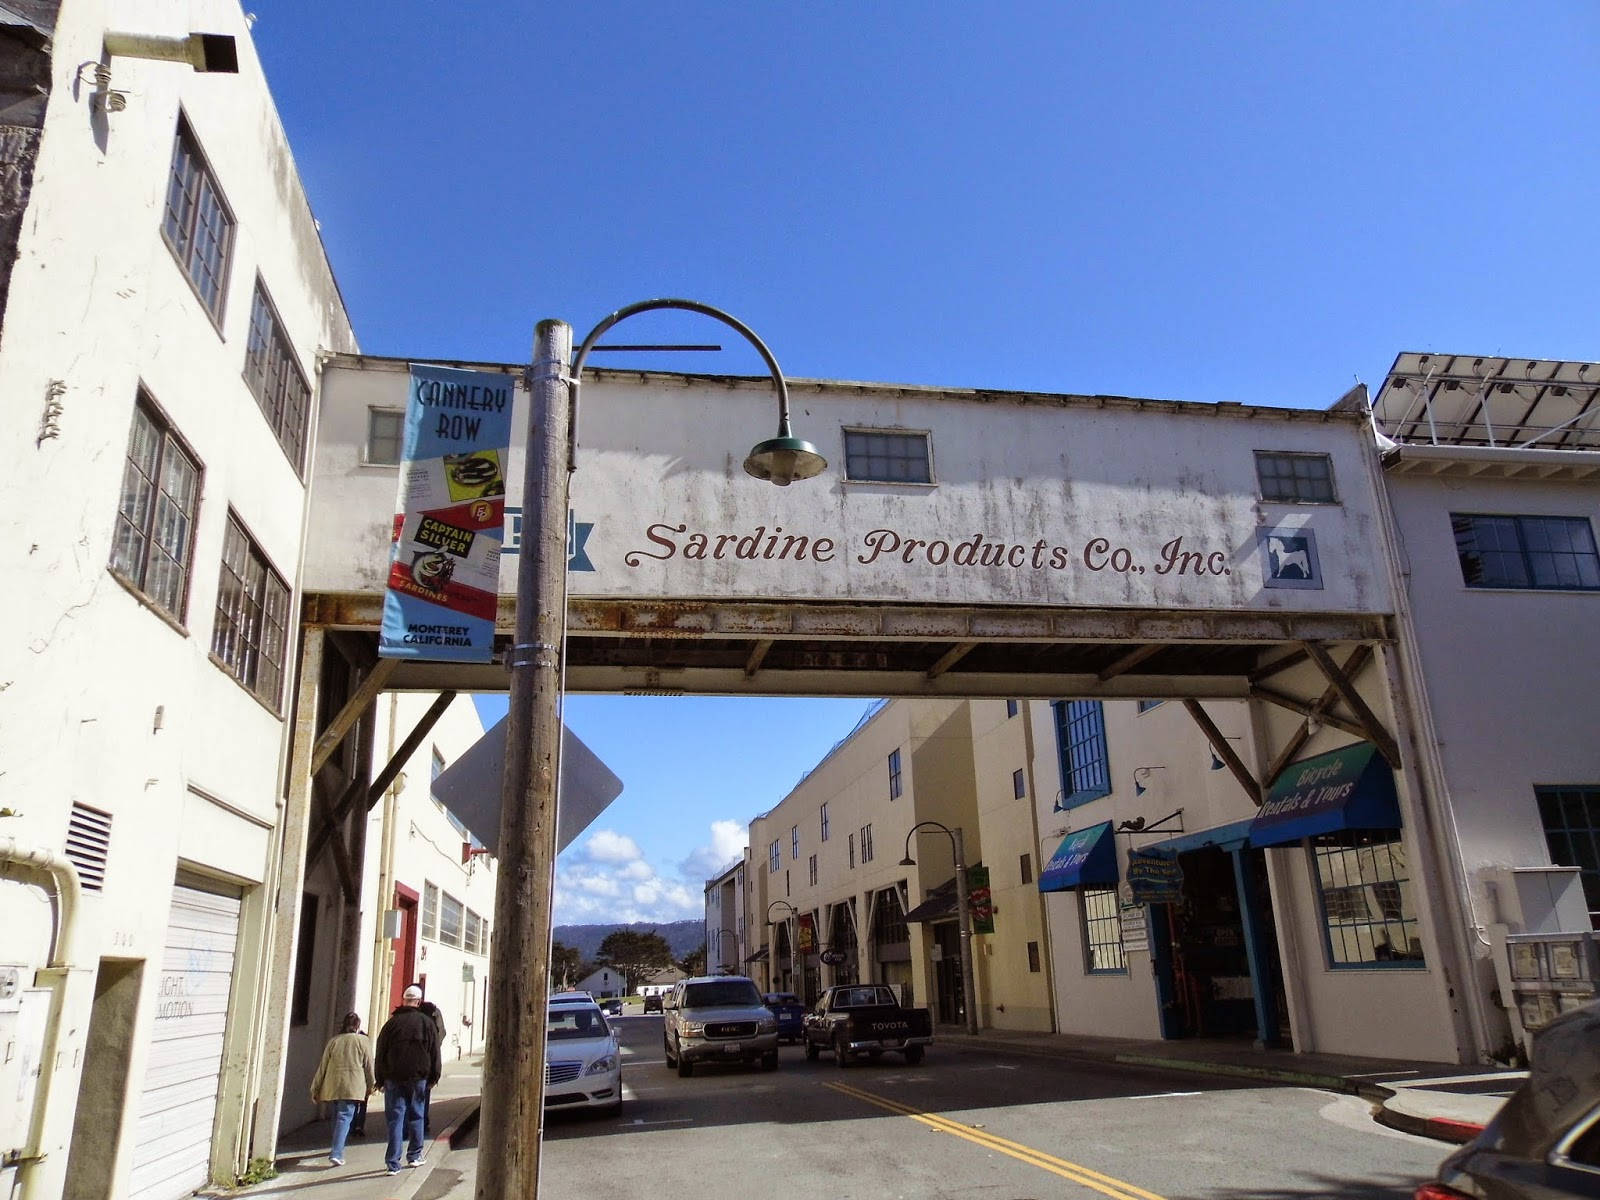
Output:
[
  {"xmin": 546, "ymin": 1007, "xmax": 608, "ymax": 1040},
  {"xmin": 683, "ymin": 980, "xmax": 762, "ymax": 1007}
]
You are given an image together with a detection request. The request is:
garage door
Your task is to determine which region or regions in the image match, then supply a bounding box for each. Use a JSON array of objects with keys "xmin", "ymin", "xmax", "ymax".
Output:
[{"xmin": 126, "ymin": 881, "xmax": 242, "ymax": 1200}]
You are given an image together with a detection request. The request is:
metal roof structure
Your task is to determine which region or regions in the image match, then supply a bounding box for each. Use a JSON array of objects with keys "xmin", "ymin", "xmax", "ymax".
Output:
[{"xmin": 1373, "ymin": 352, "xmax": 1600, "ymax": 453}]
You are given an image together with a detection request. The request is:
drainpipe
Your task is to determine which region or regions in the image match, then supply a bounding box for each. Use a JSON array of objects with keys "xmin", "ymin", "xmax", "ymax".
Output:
[{"xmin": 0, "ymin": 837, "xmax": 86, "ymax": 1200}]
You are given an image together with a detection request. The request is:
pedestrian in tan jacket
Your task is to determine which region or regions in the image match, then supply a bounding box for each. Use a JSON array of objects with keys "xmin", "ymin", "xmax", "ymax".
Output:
[{"xmin": 310, "ymin": 1012, "xmax": 376, "ymax": 1167}]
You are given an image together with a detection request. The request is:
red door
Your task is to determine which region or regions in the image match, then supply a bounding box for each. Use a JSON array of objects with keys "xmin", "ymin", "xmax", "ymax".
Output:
[{"xmin": 390, "ymin": 884, "xmax": 419, "ymax": 1011}]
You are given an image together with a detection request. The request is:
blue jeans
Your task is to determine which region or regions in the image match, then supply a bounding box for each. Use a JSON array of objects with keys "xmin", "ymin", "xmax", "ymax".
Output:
[
  {"xmin": 328, "ymin": 1098, "xmax": 359, "ymax": 1161},
  {"xmin": 384, "ymin": 1080, "xmax": 428, "ymax": 1170}
]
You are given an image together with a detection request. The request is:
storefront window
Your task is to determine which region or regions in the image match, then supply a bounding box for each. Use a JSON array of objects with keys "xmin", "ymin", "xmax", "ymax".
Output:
[
  {"xmin": 1310, "ymin": 829, "xmax": 1424, "ymax": 967},
  {"xmin": 1081, "ymin": 887, "xmax": 1127, "ymax": 973}
]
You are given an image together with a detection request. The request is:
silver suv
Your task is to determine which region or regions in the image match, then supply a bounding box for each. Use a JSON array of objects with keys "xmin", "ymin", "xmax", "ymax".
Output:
[{"xmin": 663, "ymin": 975, "xmax": 778, "ymax": 1076}]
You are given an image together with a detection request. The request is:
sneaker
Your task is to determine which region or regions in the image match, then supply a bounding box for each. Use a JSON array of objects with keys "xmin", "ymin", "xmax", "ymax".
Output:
[
  {"xmin": 408, "ymin": 1157, "xmax": 424, "ymax": 1168},
  {"xmin": 386, "ymin": 1167, "xmax": 402, "ymax": 1176},
  {"xmin": 328, "ymin": 1157, "xmax": 343, "ymax": 1167}
]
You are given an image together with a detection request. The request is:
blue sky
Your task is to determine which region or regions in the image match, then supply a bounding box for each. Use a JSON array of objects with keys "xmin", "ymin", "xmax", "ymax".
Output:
[{"xmin": 253, "ymin": 2, "xmax": 1597, "ymax": 922}]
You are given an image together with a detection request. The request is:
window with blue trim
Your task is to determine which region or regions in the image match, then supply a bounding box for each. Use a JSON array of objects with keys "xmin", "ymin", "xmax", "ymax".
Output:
[
  {"xmin": 1452, "ymin": 513, "xmax": 1600, "ymax": 591},
  {"xmin": 1053, "ymin": 700, "xmax": 1111, "ymax": 809},
  {"xmin": 1310, "ymin": 829, "xmax": 1424, "ymax": 967},
  {"xmin": 1081, "ymin": 887, "xmax": 1127, "ymax": 973}
]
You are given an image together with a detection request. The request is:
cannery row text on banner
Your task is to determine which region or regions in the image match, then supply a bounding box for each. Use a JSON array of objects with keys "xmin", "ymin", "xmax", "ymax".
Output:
[{"xmin": 379, "ymin": 364, "xmax": 514, "ymax": 662}]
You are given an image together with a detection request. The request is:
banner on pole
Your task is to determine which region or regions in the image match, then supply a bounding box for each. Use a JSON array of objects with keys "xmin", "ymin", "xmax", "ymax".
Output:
[
  {"xmin": 379, "ymin": 364, "xmax": 514, "ymax": 662},
  {"xmin": 966, "ymin": 866, "xmax": 994, "ymax": 934}
]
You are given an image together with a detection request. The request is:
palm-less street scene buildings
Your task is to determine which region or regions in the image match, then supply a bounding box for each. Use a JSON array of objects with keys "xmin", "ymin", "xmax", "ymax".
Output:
[{"xmin": 2, "ymin": 3, "xmax": 1597, "ymax": 1200}]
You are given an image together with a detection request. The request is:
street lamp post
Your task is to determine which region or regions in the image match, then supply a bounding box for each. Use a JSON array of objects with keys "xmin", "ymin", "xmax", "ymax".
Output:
[
  {"xmin": 766, "ymin": 899, "xmax": 798, "ymax": 997},
  {"xmin": 712, "ymin": 927, "xmax": 737, "ymax": 973},
  {"xmin": 899, "ymin": 821, "xmax": 979, "ymax": 1036},
  {"xmin": 478, "ymin": 302, "xmax": 824, "ymax": 1200}
]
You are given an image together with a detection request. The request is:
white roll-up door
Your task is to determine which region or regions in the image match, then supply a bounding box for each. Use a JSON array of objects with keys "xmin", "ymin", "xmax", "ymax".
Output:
[{"xmin": 127, "ymin": 881, "xmax": 242, "ymax": 1200}]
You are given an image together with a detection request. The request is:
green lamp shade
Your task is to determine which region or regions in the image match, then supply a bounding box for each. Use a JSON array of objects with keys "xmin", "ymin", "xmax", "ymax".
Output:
[{"xmin": 743, "ymin": 435, "xmax": 827, "ymax": 486}]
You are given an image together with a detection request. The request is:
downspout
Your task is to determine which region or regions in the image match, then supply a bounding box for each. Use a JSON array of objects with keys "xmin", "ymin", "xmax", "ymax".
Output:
[
  {"xmin": 0, "ymin": 837, "xmax": 85, "ymax": 1200},
  {"xmin": 1358, "ymin": 414, "xmax": 1494, "ymax": 1064}
]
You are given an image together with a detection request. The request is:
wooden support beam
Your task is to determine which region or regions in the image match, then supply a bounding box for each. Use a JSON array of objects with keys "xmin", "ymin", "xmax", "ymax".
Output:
[
  {"xmin": 744, "ymin": 639, "xmax": 773, "ymax": 679},
  {"xmin": 325, "ymin": 815, "xmax": 358, "ymax": 903},
  {"xmin": 1182, "ymin": 699, "xmax": 1262, "ymax": 807},
  {"xmin": 925, "ymin": 641, "xmax": 976, "ymax": 680},
  {"xmin": 1299, "ymin": 641, "xmax": 1402, "ymax": 767},
  {"xmin": 309, "ymin": 656, "xmax": 399, "ymax": 777},
  {"xmin": 1097, "ymin": 642, "xmax": 1163, "ymax": 682},
  {"xmin": 1262, "ymin": 645, "xmax": 1372, "ymax": 788},
  {"xmin": 1248, "ymin": 646, "xmax": 1310, "ymax": 684},
  {"xmin": 365, "ymin": 691, "xmax": 457, "ymax": 810},
  {"xmin": 1251, "ymin": 684, "xmax": 1371, "ymax": 742}
]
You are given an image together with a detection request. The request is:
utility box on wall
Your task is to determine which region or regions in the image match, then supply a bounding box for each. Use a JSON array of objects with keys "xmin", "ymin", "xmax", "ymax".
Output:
[{"xmin": 0, "ymin": 981, "xmax": 54, "ymax": 1176}]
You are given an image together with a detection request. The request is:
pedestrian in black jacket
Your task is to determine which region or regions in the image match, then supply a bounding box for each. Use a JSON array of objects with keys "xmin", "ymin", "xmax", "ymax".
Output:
[
  {"xmin": 374, "ymin": 985, "xmax": 441, "ymax": 1175},
  {"xmin": 417, "ymin": 997, "xmax": 447, "ymax": 1133}
]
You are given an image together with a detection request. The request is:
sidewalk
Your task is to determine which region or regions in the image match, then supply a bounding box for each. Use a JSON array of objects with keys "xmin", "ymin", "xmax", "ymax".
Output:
[
  {"xmin": 214, "ymin": 1054, "xmax": 484, "ymax": 1200},
  {"xmin": 217, "ymin": 1025, "xmax": 1521, "ymax": 1198}
]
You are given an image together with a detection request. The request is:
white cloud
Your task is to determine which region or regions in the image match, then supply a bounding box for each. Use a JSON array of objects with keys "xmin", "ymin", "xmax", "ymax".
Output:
[
  {"xmin": 552, "ymin": 818, "xmax": 748, "ymax": 926},
  {"xmin": 677, "ymin": 818, "xmax": 747, "ymax": 882},
  {"xmin": 582, "ymin": 830, "xmax": 643, "ymax": 863}
]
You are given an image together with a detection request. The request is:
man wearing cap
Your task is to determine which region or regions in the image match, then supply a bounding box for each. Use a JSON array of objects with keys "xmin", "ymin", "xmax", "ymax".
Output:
[{"xmin": 374, "ymin": 984, "xmax": 442, "ymax": 1175}]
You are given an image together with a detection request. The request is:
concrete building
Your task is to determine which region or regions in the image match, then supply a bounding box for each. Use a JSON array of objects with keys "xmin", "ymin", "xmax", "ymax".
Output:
[
  {"xmin": 0, "ymin": 3, "xmax": 355, "ymax": 1197},
  {"xmin": 704, "ymin": 858, "xmax": 746, "ymax": 974}
]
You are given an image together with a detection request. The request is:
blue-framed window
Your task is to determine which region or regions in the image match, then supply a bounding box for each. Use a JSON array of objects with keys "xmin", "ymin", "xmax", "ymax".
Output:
[
  {"xmin": 1452, "ymin": 513, "xmax": 1600, "ymax": 591},
  {"xmin": 1536, "ymin": 785, "xmax": 1600, "ymax": 926},
  {"xmin": 1081, "ymin": 887, "xmax": 1127, "ymax": 974},
  {"xmin": 1310, "ymin": 829, "xmax": 1424, "ymax": 967},
  {"xmin": 1006, "ymin": 699, "xmax": 1019, "ymax": 718},
  {"xmin": 1053, "ymin": 700, "xmax": 1111, "ymax": 809},
  {"xmin": 888, "ymin": 749, "xmax": 902, "ymax": 800},
  {"xmin": 1137, "ymin": 700, "xmax": 1164, "ymax": 713}
]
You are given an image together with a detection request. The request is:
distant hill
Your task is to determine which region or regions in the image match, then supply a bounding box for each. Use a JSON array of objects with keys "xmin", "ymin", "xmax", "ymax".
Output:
[{"xmin": 553, "ymin": 919, "xmax": 703, "ymax": 961}]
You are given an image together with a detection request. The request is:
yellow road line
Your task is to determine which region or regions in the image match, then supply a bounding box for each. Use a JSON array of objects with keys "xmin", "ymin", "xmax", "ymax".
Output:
[{"xmin": 824, "ymin": 1080, "xmax": 1168, "ymax": 1200}]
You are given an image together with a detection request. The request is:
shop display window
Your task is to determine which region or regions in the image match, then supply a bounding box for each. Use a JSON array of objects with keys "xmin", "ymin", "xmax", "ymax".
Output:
[{"xmin": 1310, "ymin": 828, "xmax": 1424, "ymax": 967}]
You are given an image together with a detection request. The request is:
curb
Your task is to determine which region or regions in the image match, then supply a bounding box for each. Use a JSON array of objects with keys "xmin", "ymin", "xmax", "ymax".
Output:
[
  {"xmin": 1374, "ymin": 1103, "xmax": 1486, "ymax": 1144},
  {"xmin": 1112, "ymin": 1053, "xmax": 1354, "ymax": 1093}
]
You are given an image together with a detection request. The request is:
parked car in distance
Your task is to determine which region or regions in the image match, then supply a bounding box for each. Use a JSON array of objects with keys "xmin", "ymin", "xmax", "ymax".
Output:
[
  {"xmin": 603, "ymin": 998, "xmax": 623, "ymax": 1016},
  {"xmin": 544, "ymin": 991, "xmax": 622, "ymax": 1116},
  {"xmin": 803, "ymin": 984, "xmax": 933, "ymax": 1066},
  {"xmin": 663, "ymin": 975, "xmax": 778, "ymax": 1076},
  {"xmin": 763, "ymin": 992, "xmax": 805, "ymax": 1043},
  {"xmin": 1415, "ymin": 1001, "xmax": 1600, "ymax": 1199},
  {"xmin": 643, "ymin": 993, "xmax": 663, "ymax": 1014}
]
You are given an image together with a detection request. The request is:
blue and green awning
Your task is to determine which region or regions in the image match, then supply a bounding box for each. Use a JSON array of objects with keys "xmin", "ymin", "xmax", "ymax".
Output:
[
  {"xmin": 1249, "ymin": 742, "xmax": 1402, "ymax": 848},
  {"xmin": 1037, "ymin": 821, "xmax": 1118, "ymax": 893}
]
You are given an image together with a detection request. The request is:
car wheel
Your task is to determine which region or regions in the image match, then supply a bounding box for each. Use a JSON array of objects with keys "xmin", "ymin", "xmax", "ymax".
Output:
[
  {"xmin": 804, "ymin": 1038, "xmax": 819, "ymax": 1061},
  {"xmin": 677, "ymin": 1055, "xmax": 693, "ymax": 1078},
  {"xmin": 762, "ymin": 1050, "xmax": 778, "ymax": 1071},
  {"xmin": 834, "ymin": 1035, "xmax": 851, "ymax": 1068},
  {"xmin": 904, "ymin": 1045, "xmax": 924, "ymax": 1065}
]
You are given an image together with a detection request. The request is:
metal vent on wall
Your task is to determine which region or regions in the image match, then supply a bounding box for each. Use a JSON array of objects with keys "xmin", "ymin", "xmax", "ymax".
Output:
[{"xmin": 66, "ymin": 802, "xmax": 112, "ymax": 891}]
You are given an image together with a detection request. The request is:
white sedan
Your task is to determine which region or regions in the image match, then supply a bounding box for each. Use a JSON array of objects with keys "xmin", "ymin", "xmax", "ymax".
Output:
[{"xmin": 544, "ymin": 994, "xmax": 622, "ymax": 1115}]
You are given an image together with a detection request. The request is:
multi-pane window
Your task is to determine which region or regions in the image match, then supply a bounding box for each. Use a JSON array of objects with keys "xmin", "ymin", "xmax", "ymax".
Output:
[
  {"xmin": 791, "ymin": 825, "xmax": 799, "ymax": 860},
  {"xmin": 422, "ymin": 882, "xmax": 439, "ymax": 939},
  {"xmin": 843, "ymin": 428, "xmax": 932, "ymax": 484},
  {"xmin": 769, "ymin": 840, "xmax": 781, "ymax": 873},
  {"xmin": 211, "ymin": 514, "xmax": 290, "ymax": 708},
  {"xmin": 243, "ymin": 281, "xmax": 313, "ymax": 470},
  {"xmin": 1311, "ymin": 829, "xmax": 1424, "ymax": 966},
  {"xmin": 888, "ymin": 749, "xmax": 902, "ymax": 800},
  {"xmin": 1081, "ymin": 887, "xmax": 1127, "ymax": 973},
  {"xmin": 1452, "ymin": 514, "xmax": 1600, "ymax": 591},
  {"xmin": 1137, "ymin": 700, "xmax": 1164, "ymax": 713},
  {"xmin": 1054, "ymin": 700, "xmax": 1111, "ymax": 809},
  {"xmin": 111, "ymin": 396, "xmax": 200, "ymax": 622},
  {"xmin": 464, "ymin": 910, "xmax": 483, "ymax": 954},
  {"xmin": 367, "ymin": 409, "xmax": 405, "ymax": 465},
  {"xmin": 1254, "ymin": 451, "xmax": 1336, "ymax": 503},
  {"xmin": 820, "ymin": 803, "xmax": 830, "ymax": 842},
  {"xmin": 431, "ymin": 748, "xmax": 446, "ymax": 804},
  {"xmin": 1537, "ymin": 786, "xmax": 1600, "ymax": 927},
  {"xmin": 438, "ymin": 891, "xmax": 465, "ymax": 948},
  {"xmin": 808, "ymin": 854, "xmax": 818, "ymax": 887},
  {"xmin": 848, "ymin": 833, "xmax": 856, "ymax": 869},
  {"xmin": 860, "ymin": 824, "xmax": 874, "ymax": 864},
  {"xmin": 162, "ymin": 115, "xmax": 234, "ymax": 319},
  {"xmin": 1012, "ymin": 768, "xmax": 1027, "ymax": 799}
]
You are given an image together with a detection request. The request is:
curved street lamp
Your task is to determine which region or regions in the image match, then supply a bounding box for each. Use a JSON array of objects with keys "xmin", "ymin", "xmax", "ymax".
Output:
[
  {"xmin": 711, "ymin": 926, "xmax": 738, "ymax": 974},
  {"xmin": 766, "ymin": 899, "xmax": 800, "ymax": 996},
  {"xmin": 481, "ymin": 302, "xmax": 827, "ymax": 1200},
  {"xmin": 899, "ymin": 821, "xmax": 979, "ymax": 1036}
]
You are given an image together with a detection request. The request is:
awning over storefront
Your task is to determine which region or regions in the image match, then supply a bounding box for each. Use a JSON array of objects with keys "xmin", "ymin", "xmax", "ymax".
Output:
[
  {"xmin": 743, "ymin": 946, "xmax": 769, "ymax": 964},
  {"xmin": 903, "ymin": 877, "xmax": 956, "ymax": 923},
  {"xmin": 1037, "ymin": 821, "xmax": 1118, "ymax": 893},
  {"xmin": 1249, "ymin": 742, "xmax": 1402, "ymax": 848}
]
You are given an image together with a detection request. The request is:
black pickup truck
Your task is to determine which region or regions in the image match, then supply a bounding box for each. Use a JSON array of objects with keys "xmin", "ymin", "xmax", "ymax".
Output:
[{"xmin": 802, "ymin": 984, "xmax": 933, "ymax": 1066}]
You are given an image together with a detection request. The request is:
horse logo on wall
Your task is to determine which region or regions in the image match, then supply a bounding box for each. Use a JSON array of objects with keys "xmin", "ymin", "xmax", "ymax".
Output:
[{"xmin": 1257, "ymin": 527, "xmax": 1322, "ymax": 590}]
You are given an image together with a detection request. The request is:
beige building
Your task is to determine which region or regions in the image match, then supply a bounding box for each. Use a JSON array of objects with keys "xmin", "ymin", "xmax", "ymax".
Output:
[{"xmin": 747, "ymin": 698, "xmax": 1053, "ymax": 1032}]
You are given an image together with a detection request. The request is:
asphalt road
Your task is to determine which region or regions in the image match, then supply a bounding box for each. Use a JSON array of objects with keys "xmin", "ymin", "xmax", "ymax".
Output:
[{"xmin": 481, "ymin": 1014, "xmax": 1450, "ymax": 1200}]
